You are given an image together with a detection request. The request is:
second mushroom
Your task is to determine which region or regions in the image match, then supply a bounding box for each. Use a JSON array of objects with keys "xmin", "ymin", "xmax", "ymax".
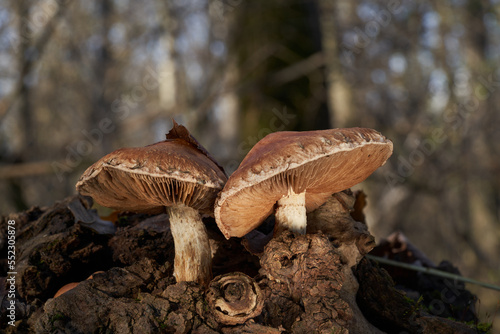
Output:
[{"xmin": 215, "ymin": 127, "xmax": 393, "ymax": 238}]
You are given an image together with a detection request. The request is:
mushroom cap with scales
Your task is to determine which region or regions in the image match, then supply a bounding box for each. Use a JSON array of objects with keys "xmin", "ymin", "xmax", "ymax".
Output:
[
  {"xmin": 76, "ymin": 121, "xmax": 227, "ymax": 215},
  {"xmin": 76, "ymin": 121, "xmax": 226, "ymax": 287},
  {"xmin": 214, "ymin": 127, "xmax": 393, "ymax": 238}
]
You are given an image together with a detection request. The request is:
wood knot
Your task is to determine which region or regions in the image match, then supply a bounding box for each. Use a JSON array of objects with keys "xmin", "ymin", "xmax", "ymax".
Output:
[{"xmin": 206, "ymin": 272, "xmax": 264, "ymax": 325}]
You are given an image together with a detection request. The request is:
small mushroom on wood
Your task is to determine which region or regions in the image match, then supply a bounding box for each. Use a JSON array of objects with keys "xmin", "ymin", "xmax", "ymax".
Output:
[
  {"xmin": 215, "ymin": 128, "xmax": 392, "ymax": 239},
  {"xmin": 206, "ymin": 272, "xmax": 264, "ymax": 325},
  {"xmin": 76, "ymin": 121, "xmax": 227, "ymax": 287},
  {"xmin": 54, "ymin": 282, "xmax": 80, "ymax": 298},
  {"xmin": 53, "ymin": 271, "xmax": 105, "ymax": 298}
]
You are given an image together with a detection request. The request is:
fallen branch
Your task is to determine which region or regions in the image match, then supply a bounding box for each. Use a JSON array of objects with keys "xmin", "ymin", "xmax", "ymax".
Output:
[{"xmin": 0, "ymin": 161, "xmax": 62, "ymax": 178}]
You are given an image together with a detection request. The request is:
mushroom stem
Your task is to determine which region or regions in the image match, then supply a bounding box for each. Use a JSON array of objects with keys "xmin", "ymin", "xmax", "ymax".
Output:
[
  {"xmin": 168, "ymin": 205, "xmax": 212, "ymax": 286},
  {"xmin": 274, "ymin": 189, "xmax": 307, "ymax": 235}
]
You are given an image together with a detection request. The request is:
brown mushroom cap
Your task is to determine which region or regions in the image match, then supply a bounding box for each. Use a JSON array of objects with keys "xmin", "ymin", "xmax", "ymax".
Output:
[
  {"xmin": 76, "ymin": 122, "xmax": 227, "ymax": 215},
  {"xmin": 54, "ymin": 282, "xmax": 80, "ymax": 298},
  {"xmin": 215, "ymin": 127, "xmax": 393, "ymax": 238},
  {"xmin": 76, "ymin": 122, "xmax": 226, "ymax": 286}
]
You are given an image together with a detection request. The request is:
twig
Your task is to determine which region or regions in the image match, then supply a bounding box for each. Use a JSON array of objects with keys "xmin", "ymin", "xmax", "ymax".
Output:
[
  {"xmin": 0, "ymin": 161, "xmax": 61, "ymax": 178},
  {"xmin": 366, "ymin": 254, "xmax": 500, "ymax": 292}
]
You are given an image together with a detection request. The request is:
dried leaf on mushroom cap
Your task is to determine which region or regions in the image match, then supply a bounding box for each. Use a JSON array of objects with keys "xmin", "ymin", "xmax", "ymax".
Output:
[{"xmin": 166, "ymin": 120, "xmax": 227, "ymax": 177}]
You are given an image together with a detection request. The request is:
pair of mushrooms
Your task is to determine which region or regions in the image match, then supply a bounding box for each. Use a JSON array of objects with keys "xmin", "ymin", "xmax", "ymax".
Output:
[{"xmin": 76, "ymin": 122, "xmax": 393, "ymax": 286}]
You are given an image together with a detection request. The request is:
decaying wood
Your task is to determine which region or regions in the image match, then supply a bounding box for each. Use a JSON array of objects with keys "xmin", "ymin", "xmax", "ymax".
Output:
[
  {"xmin": 0, "ymin": 195, "xmax": 486, "ymax": 333},
  {"xmin": 307, "ymin": 189, "xmax": 376, "ymax": 256},
  {"xmin": 355, "ymin": 257, "xmax": 478, "ymax": 334},
  {"xmin": 221, "ymin": 321, "xmax": 285, "ymax": 334},
  {"xmin": 259, "ymin": 231, "xmax": 382, "ymax": 333}
]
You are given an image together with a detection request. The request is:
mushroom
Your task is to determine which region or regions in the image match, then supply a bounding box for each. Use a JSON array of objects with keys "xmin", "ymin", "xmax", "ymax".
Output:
[
  {"xmin": 76, "ymin": 121, "xmax": 227, "ymax": 286},
  {"xmin": 215, "ymin": 128, "xmax": 392, "ymax": 238},
  {"xmin": 53, "ymin": 271, "xmax": 105, "ymax": 298},
  {"xmin": 54, "ymin": 282, "xmax": 80, "ymax": 298}
]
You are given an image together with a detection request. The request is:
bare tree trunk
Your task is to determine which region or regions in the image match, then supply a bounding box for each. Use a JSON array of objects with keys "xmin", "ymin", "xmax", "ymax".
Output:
[
  {"xmin": 1, "ymin": 0, "xmax": 66, "ymax": 211},
  {"xmin": 16, "ymin": 0, "xmax": 34, "ymax": 160},
  {"xmin": 317, "ymin": 0, "xmax": 354, "ymax": 128},
  {"xmin": 460, "ymin": 0, "xmax": 499, "ymax": 269},
  {"xmin": 227, "ymin": 0, "xmax": 330, "ymax": 155},
  {"xmin": 90, "ymin": 0, "xmax": 115, "ymax": 156},
  {"xmin": 5, "ymin": 0, "xmax": 34, "ymax": 211}
]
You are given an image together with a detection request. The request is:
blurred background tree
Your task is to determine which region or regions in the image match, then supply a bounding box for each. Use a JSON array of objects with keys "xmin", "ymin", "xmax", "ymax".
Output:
[{"xmin": 0, "ymin": 0, "xmax": 499, "ymax": 328}]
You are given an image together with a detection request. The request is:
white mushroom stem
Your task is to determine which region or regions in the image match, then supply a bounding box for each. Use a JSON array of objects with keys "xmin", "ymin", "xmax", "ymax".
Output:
[
  {"xmin": 274, "ymin": 189, "xmax": 307, "ymax": 235},
  {"xmin": 167, "ymin": 205, "xmax": 212, "ymax": 287}
]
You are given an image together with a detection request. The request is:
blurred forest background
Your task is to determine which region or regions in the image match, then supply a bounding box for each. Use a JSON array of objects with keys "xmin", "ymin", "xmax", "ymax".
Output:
[{"xmin": 0, "ymin": 0, "xmax": 499, "ymax": 328}]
